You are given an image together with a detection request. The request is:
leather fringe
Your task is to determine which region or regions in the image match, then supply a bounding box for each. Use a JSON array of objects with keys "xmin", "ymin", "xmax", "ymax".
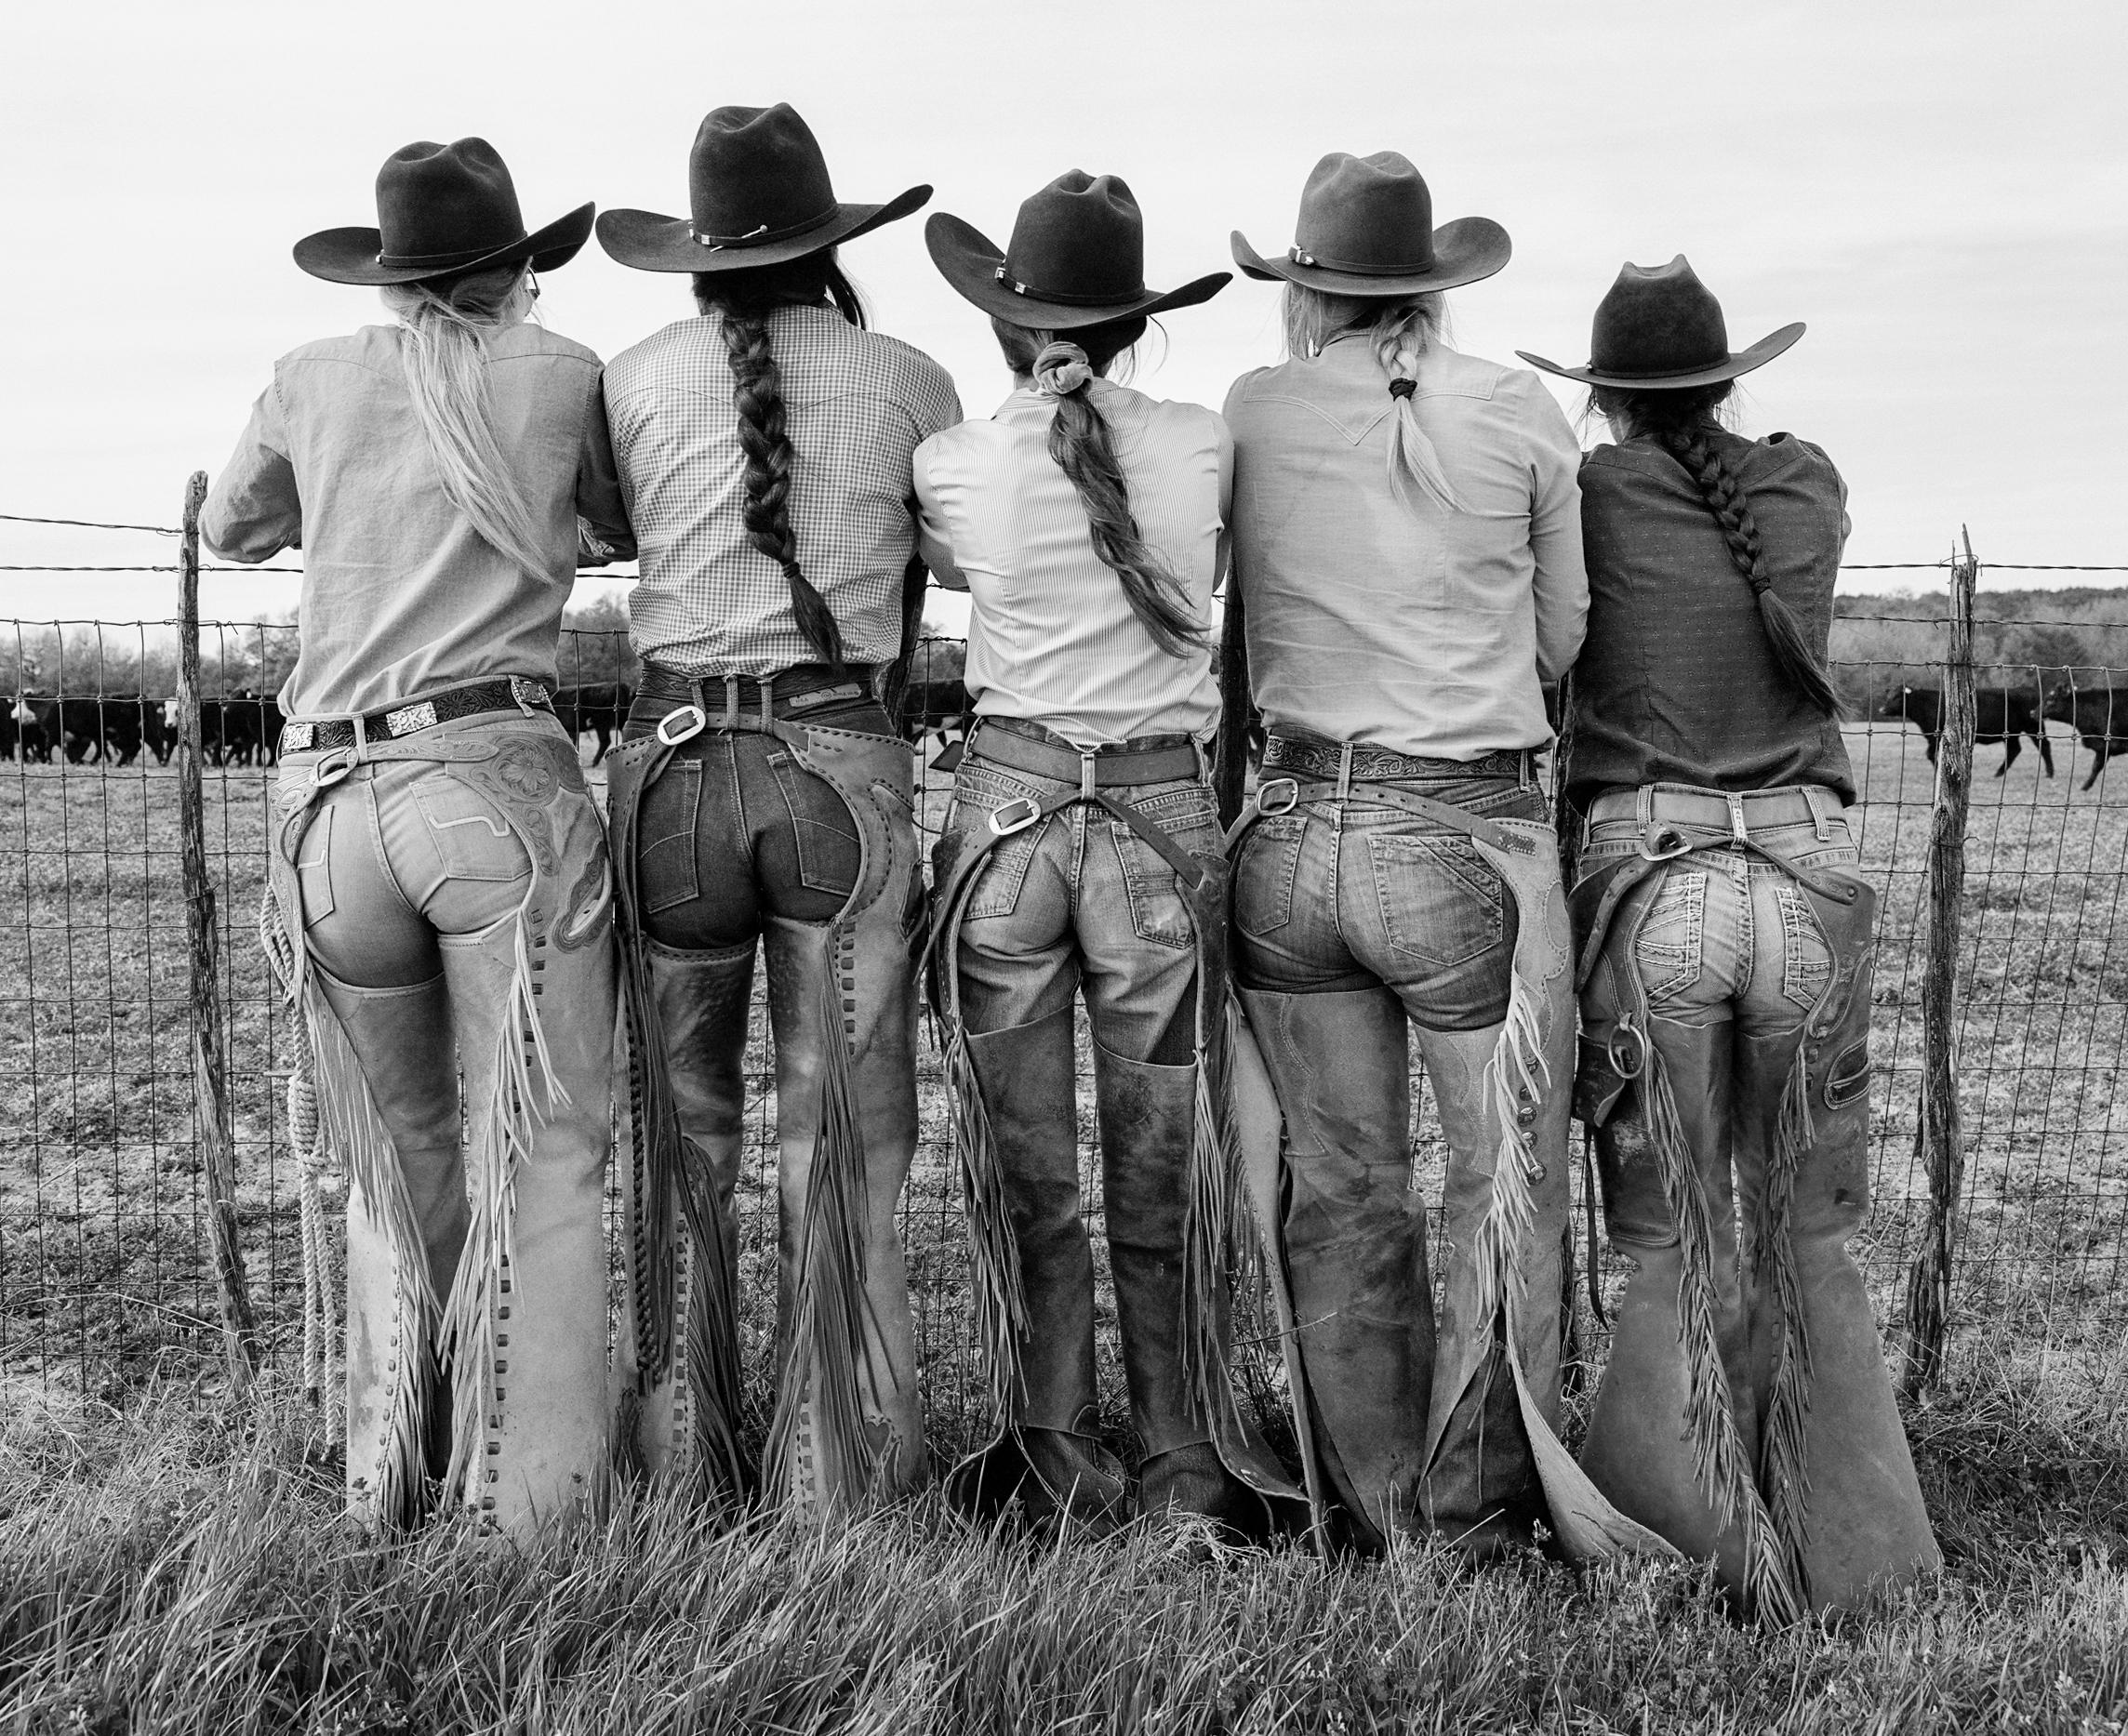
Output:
[
  {"xmin": 764, "ymin": 921, "xmax": 878, "ymax": 1517},
  {"xmin": 1180, "ymin": 1022, "xmax": 1247, "ymax": 1430},
  {"xmin": 1641, "ymin": 1037, "xmax": 1803, "ymax": 1624},
  {"xmin": 941, "ymin": 1012, "xmax": 1029, "ymax": 1433},
  {"xmin": 441, "ymin": 908, "xmax": 561, "ymax": 1506},
  {"xmin": 1757, "ymin": 1032, "xmax": 1819, "ymax": 1604},
  {"xmin": 1470, "ymin": 970, "xmax": 1549, "ymax": 1328}
]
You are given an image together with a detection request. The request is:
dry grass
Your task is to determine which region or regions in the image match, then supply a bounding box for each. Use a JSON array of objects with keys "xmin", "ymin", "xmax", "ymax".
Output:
[{"xmin": 2, "ymin": 1343, "xmax": 2124, "ymax": 1734}]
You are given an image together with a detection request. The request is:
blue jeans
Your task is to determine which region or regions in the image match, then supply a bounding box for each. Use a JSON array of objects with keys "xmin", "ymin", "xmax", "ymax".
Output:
[
  {"xmin": 940, "ymin": 748, "xmax": 1218, "ymax": 1064},
  {"xmin": 1231, "ymin": 772, "xmax": 1548, "ymax": 1028}
]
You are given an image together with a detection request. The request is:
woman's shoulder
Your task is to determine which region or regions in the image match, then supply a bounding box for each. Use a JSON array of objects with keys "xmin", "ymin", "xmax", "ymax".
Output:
[
  {"xmin": 488, "ymin": 323, "xmax": 605, "ymax": 370},
  {"xmin": 1747, "ymin": 430, "xmax": 1841, "ymax": 479}
]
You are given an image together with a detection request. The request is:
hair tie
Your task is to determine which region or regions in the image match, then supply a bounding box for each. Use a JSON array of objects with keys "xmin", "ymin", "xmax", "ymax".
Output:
[
  {"xmin": 1032, "ymin": 340, "xmax": 1094, "ymax": 398},
  {"xmin": 1388, "ymin": 378, "xmax": 1416, "ymax": 401}
]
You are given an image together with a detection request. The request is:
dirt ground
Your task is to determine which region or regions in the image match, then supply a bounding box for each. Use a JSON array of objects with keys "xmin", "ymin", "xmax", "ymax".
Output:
[{"xmin": 3, "ymin": 710, "xmax": 2123, "ymax": 1462}]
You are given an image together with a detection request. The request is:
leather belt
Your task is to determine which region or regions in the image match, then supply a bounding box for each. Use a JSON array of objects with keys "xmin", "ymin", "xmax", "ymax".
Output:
[
  {"xmin": 1261, "ymin": 735, "xmax": 1529, "ymax": 785},
  {"xmin": 633, "ymin": 661, "xmax": 880, "ymax": 744},
  {"xmin": 281, "ymin": 676, "xmax": 552, "ymax": 755},
  {"xmin": 964, "ymin": 719, "xmax": 1204, "ymax": 791},
  {"xmin": 1587, "ymin": 782, "xmax": 1847, "ymax": 855}
]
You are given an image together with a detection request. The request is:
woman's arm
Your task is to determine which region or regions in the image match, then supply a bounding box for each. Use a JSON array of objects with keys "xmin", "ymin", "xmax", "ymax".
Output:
[
  {"xmin": 1214, "ymin": 414, "xmax": 1235, "ymax": 594},
  {"xmin": 576, "ymin": 376, "xmax": 637, "ymax": 569},
  {"xmin": 1521, "ymin": 377, "xmax": 1589, "ymax": 682},
  {"xmin": 201, "ymin": 378, "xmax": 302, "ymax": 563},
  {"xmin": 911, "ymin": 445, "xmax": 968, "ymax": 591}
]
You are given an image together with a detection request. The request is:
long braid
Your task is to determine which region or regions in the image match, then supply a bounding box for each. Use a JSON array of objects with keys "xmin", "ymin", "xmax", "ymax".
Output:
[
  {"xmin": 722, "ymin": 305, "xmax": 844, "ymax": 668},
  {"xmin": 992, "ymin": 317, "xmax": 1208, "ymax": 659},
  {"xmin": 1655, "ymin": 423, "xmax": 1842, "ymax": 715}
]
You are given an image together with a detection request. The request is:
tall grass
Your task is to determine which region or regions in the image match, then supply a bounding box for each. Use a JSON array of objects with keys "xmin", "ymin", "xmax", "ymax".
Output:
[{"xmin": 4, "ymin": 1339, "xmax": 2124, "ymax": 1734}]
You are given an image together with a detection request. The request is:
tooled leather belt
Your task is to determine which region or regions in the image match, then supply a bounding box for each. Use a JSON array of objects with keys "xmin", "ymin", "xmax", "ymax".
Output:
[
  {"xmin": 1259, "ymin": 735, "xmax": 1530, "ymax": 784},
  {"xmin": 280, "ymin": 676, "xmax": 552, "ymax": 755}
]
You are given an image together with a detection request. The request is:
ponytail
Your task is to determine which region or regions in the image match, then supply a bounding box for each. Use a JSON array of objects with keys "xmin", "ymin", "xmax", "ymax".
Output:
[
  {"xmin": 379, "ymin": 263, "xmax": 552, "ymax": 581},
  {"xmin": 991, "ymin": 318, "xmax": 1208, "ymax": 659},
  {"xmin": 694, "ymin": 251, "xmax": 870, "ymax": 669},
  {"xmin": 1595, "ymin": 382, "xmax": 1842, "ymax": 717},
  {"xmin": 1283, "ymin": 284, "xmax": 1459, "ymax": 513}
]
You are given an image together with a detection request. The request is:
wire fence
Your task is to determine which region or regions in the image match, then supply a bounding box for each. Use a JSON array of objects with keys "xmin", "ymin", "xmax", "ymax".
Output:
[{"xmin": 3, "ymin": 511, "xmax": 2125, "ymax": 1463}]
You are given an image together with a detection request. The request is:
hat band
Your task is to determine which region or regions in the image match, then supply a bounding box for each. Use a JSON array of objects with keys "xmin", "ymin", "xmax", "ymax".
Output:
[
  {"xmin": 992, "ymin": 263, "xmax": 1149, "ymax": 307},
  {"xmin": 1588, "ymin": 351, "xmax": 1732, "ymax": 380},
  {"xmin": 1288, "ymin": 243, "xmax": 1436, "ymax": 276},
  {"xmin": 377, "ymin": 234, "xmax": 527, "ymax": 271},
  {"xmin": 690, "ymin": 202, "xmax": 842, "ymax": 250}
]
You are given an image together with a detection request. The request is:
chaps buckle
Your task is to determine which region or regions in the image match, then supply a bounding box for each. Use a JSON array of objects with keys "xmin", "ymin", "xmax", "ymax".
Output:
[
  {"xmin": 1607, "ymin": 1017, "xmax": 1649, "ymax": 1081},
  {"xmin": 1638, "ymin": 824, "xmax": 1694, "ymax": 863},
  {"xmin": 989, "ymin": 796, "xmax": 1043, "ymax": 836},
  {"xmin": 310, "ymin": 748, "xmax": 357, "ymax": 789},
  {"xmin": 1256, "ymin": 776, "xmax": 1299, "ymax": 818},
  {"xmin": 654, "ymin": 704, "xmax": 707, "ymax": 748}
]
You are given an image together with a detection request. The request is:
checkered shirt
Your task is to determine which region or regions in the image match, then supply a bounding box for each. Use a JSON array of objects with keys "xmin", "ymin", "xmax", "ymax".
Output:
[{"xmin": 604, "ymin": 304, "xmax": 963, "ymax": 677}]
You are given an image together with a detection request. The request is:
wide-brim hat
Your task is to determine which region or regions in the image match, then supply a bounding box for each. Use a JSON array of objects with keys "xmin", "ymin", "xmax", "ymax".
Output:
[
  {"xmin": 295, "ymin": 138, "xmax": 592, "ymax": 286},
  {"xmin": 927, "ymin": 170, "xmax": 1230, "ymax": 330},
  {"xmin": 599, "ymin": 101, "xmax": 928, "ymax": 273},
  {"xmin": 1517, "ymin": 255, "xmax": 1804, "ymax": 390},
  {"xmin": 1231, "ymin": 150, "xmax": 1510, "ymax": 298}
]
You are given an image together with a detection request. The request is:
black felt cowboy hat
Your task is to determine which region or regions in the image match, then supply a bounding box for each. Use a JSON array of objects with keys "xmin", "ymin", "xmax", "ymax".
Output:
[
  {"xmin": 1230, "ymin": 151, "xmax": 1510, "ymax": 298},
  {"xmin": 598, "ymin": 103, "xmax": 929, "ymax": 273},
  {"xmin": 294, "ymin": 138, "xmax": 592, "ymax": 286},
  {"xmin": 927, "ymin": 171, "xmax": 1230, "ymax": 329},
  {"xmin": 1517, "ymin": 256, "xmax": 1804, "ymax": 390}
]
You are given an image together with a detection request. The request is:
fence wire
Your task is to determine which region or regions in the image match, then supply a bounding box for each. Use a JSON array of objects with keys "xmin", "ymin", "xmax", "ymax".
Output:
[{"xmin": 2, "ymin": 584, "xmax": 2123, "ymax": 1462}]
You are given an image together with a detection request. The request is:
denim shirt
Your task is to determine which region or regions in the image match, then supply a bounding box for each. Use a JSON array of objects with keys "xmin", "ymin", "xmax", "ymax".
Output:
[
  {"xmin": 1223, "ymin": 337, "xmax": 1588, "ymax": 762},
  {"xmin": 1562, "ymin": 431, "xmax": 1855, "ymax": 812},
  {"xmin": 203, "ymin": 321, "xmax": 635, "ymax": 718}
]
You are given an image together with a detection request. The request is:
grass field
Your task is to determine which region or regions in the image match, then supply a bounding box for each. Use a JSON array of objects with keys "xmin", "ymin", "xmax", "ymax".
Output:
[{"xmin": 3, "ymin": 703, "xmax": 2126, "ymax": 1730}]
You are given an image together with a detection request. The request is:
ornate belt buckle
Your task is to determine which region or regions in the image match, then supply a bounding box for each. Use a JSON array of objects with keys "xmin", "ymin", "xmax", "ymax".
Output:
[
  {"xmin": 654, "ymin": 704, "xmax": 707, "ymax": 748},
  {"xmin": 1256, "ymin": 776, "xmax": 1300, "ymax": 818},
  {"xmin": 989, "ymin": 796, "xmax": 1042, "ymax": 836}
]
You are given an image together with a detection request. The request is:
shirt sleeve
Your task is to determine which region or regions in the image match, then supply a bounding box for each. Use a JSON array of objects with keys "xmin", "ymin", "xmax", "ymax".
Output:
[
  {"xmin": 575, "ymin": 370, "xmax": 637, "ymax": 568},
  {"xmin": 911, "ymin": 438, "xmax": 967, "ymax": 591},
  {"xmin": 1519, "ymin": 375, "xmax": 1589, "ymax": 682},
  {"xmin": 1213, "ymin": 412, "xmax": 1235, "ymax": 594},
  {"xmin": 200, "ymin": 376, "xmax": 302, "ymax": 563}
]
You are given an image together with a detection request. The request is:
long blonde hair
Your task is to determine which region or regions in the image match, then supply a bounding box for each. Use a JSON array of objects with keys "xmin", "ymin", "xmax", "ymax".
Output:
[
  {"xmin": 1283, "ymin": 284, "xmax": 1460, "ymax": 514},
  {"xmin": 379, "ymin": 263, "xmax": 552, "ymax": 580}
]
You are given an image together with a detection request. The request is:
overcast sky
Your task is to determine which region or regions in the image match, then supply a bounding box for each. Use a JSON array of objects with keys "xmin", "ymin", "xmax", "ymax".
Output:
[{"xmin": 4, "ymin": 0, "xmax": 2124, "ymax": 626}]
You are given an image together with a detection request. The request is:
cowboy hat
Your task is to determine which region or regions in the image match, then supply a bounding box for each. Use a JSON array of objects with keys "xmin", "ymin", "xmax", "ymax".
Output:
[
  {"xmin": 927, "ymin": 171, "xmax": 1230, "ymax": 330},
  {"xmin": 1516, "ymin": 256, "xmax": 1804, "ymax": 390},
  {"xmin": 598, "ymin": 103, "xmax": 929, "ymax": 273},
  {"xmin": 1230, "ymin": 151, "xmax": 1510, "ymax": 298},
  {"xmin": 294, "ymin": 138, "xmax": 592, "ymax": 286}
]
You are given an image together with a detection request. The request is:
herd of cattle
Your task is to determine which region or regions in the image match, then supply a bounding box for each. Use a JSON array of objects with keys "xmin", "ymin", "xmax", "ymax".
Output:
[{"xmin": 4, "ymin": 678, "xmax": 2124, "ymax": 788}]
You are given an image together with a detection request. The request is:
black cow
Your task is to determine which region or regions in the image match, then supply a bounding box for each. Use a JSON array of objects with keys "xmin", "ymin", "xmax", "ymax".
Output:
[
  {"xmin": 552, "ymin": 682, "xmax": 631, "ymax": 763},
  {"xmin": 24, "ymin": 696, "xmax": 128, "ymax": 764},
  {"xmin": 2042, "ymin": 682, "xmax": 2128, "ymax": 791},
  {"xmin": 170, "ymin": 695, "xmax": 278, "ymax": 766},
  {"xmin": 1875, "ymin": 683, "xmax": 2055, "ymax": 776}
]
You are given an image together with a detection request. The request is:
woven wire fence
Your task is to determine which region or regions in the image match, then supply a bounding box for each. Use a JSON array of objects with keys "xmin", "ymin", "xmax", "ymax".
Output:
[{"xmin": 3, "ymin": 518, "xmax": 2125, "ymax": 1461}]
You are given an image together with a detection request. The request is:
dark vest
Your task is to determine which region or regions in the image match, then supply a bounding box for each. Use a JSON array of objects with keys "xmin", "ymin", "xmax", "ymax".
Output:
[{"xmin": 1562, "ymin": 430, "xmax": 1854, "ymax": 813}]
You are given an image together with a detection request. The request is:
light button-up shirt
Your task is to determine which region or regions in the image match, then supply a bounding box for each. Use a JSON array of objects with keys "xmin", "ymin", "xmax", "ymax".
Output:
[
  {"xmin": 1223, "ymin": 336, "xmax": 1588, "ymax": 761},
  {"xmin": 913, "ymin": 378, "xmax": 1226, "ymax": 749}
]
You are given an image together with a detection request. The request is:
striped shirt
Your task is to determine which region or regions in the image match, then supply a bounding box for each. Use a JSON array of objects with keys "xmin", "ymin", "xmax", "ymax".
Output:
[
  {"xmin": 604, "ymin": 303, "xmax": 962, "ymax": 677},
  {"xmin": 913, "ymin": 380, "xmax": 1226, "ymax": 749}
]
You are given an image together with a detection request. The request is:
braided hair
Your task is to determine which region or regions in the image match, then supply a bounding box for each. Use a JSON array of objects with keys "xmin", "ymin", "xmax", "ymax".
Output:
[
  {"xmin": 1283, "ymin": 284, "xmax": 1459, "ymax": 513},
  {"xmin": 990, "ymin": 314, "xmax": 1208, "ymax": 658},
  {"xmin": 1593, "ymin": 381, "xmax": 1842, "ymax": 716},
  {"xmin": 693, "ymin": 252, "xmax": 868, "ymax": 668}
]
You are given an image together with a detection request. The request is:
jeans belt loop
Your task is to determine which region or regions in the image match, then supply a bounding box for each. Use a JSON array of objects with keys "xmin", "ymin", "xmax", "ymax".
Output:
[
  {"xmin": 1336, "ymin": 742, "xmax": 1354, "ymax": 802},
  {"xmin": 1080, "ymin": 749, "xmax": 1097, "ymax": 799},
  {"xmin": 1634, "ymin": 783, "xmax": 1654, "ymax": 845},
  {"xmin": 1727, "ymin": 791, "xmax": 1750, "ymax": 846},
  {"xmin": 756, "ymin": 676, "xmax": 776, "ymax": 731},
  {"xmin": 1804, "ymin": 785, "xmax": 1831, "ymax": 841}
]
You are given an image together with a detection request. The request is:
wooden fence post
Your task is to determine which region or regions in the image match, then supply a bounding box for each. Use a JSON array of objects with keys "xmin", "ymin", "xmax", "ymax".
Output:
[
  {"xmin": 179, "ymin": 470, "xmax": 259, "ymax": 1385},
  {"xmin": 1899, "ymin": 528, "xmax": 1977, "ymax": 1399}
]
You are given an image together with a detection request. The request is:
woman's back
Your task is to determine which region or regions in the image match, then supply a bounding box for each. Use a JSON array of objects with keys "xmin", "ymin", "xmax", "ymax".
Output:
[
  {"xmin": 604, "ymin": 303, "xmax": 960, "ymax": 677},
  {"xmin": 1224, "ymin": 336, "xmax": 1585, "ymax": 761},
  {"xmin": 916, "ymin": 379, "xmax": 1222, "ymax": 746},
  {"xmin": 204, "ymin": 319, "xmax": 625, "ymax": 717},
  {"xmin": 1566, "ymin": 428, "xmax": 1852, "ymax": 808}
]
